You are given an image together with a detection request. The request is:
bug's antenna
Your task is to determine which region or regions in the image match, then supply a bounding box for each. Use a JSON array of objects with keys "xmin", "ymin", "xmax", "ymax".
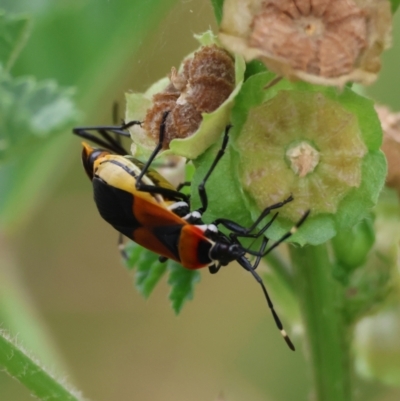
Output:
[
  {"xmin": 238, "ymin": 210, "xmax": 311, "ymax": 349},
  {"xmin": 239, "ymin": 252, "xmax": 295, "ymax": 351}
]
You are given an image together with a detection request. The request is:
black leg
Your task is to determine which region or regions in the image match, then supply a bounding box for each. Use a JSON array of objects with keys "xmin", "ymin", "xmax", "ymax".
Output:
[
  {"xmin": 134, "ymin": 183, "xmax": 189, "ymax": 203},
  {"xmin": 196, "ymin": 125, "xmax": 231, "ymax": 214},
  {"xmin": 112, "ymin": 157, "xmax": 190, "ymax": 203},
  {"xmin": 135, "ymin": 111, "xmax": 169, "ymax": 191},
  {"xmin": 213, "ymin": 195, "xmax": 293, "ymax": 237},
  {"xmin": 176, "ymin": 181, "xmax": 191, "ymax": 191},
  {"xmin": 208, "ymin": 264, "xmax": 221, "ymax": 274},
  {"xmin": 132, "ymin": 112, "xmax": 189, "ymax": 204},
  {"xmin": 73, "ymin": 123, "xmax": 140, "ymax": 155},
  {"xmin": 118, "ymin": 233, "xmax": 128, "ymax": 261},
  {"xmin": 260, "ymin": 210, "xmax": 310, "ymax": 256},
  {"xmin": 112, "ymin": 101, "xmax": 122, "ymax": 147},
  {"xmin": 234, "ymin": 209, "xmax": 310, "ymax": 258}
]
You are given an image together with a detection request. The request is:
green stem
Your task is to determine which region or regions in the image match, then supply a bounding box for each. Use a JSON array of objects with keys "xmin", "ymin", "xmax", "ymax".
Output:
[
  {"xmin": 0, "ymin": 329, "xmax": 88, "ymax": 401},
  {"xmin": 289, "ymin": 244, "xmax": 351, "ymax": 401}
]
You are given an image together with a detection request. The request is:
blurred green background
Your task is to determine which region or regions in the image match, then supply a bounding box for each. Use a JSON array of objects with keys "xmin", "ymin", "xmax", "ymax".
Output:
[{"xmin": 1, "ymin": 1, "xmax": 400, "ymax": 400}]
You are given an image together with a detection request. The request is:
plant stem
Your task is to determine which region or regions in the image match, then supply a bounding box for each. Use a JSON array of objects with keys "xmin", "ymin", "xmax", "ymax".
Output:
[
  {"xmin": 289, "ymin": 244, "xmax": 351, "ymax": 401},
  {"xmin": 0, "ymin": 329, "xmax": 88, "ymax": 401}
]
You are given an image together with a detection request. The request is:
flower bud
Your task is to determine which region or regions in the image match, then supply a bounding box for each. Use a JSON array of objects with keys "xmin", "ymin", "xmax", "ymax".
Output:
[{"xmin": 229, "ymin": 73, "xmax": 386, "ymax": 244}]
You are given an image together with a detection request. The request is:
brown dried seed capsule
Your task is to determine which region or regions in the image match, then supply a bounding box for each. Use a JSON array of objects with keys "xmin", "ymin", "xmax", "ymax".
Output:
[
  {"xmin": 143, "ymin": 45, "xmax": 235, "ymax": 149},
  {"xmin": 182, "ymin": 45, "xmax": 235, "ymax": 113},
  {"xmin": 219, "ymin": 0, "xmax": 392, "ymax": 86},
  {"xmin": 142, "ymin": 91, "xmax": 179, "ymax": 144},
  {"xmin": 188, "ymin": 45, "xmax": 235, "ymax": 84},
  {"xmin": 185, "ymin": 75, "xmax": 235, "ymax": 113},
  {"xmin": 166, "ymin": 103, "xmax": 203, "ymax": 143},
  {"xmin": 169, "ymin": 67, "xmax": 188, "ymax": 92}
]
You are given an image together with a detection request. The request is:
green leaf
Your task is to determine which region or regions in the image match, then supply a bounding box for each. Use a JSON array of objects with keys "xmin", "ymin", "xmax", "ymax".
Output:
[
  {"xmin": 0, "ymin": 68, "xmax": 78, "ymax": 231},
  {"xmin": 123, "ymin": 243, "xmax": 167, "ymax": 298},
  {"xmin": 122, "ymin": 241, "xmax": 145, "ymax": 271},
  {"xmin": 167, "ymin": 261, "xmax": 200, "ymax": 314},
  {"xmin": 391, "ymin": 0, "xmax": 400, "ymax": 13},
  {"xmin": 0, "ymin": 329, "xmax": 86, "ymax": 401},
  {"xmin": 210, "ymin": 0, "xmax": 224, "ymax": 25},
  {"xmin": 191, "ymin": 136, "xmax": 253, "ymax": 228},
  {"xmin": 244, "ymin": 60, "xmax": 268, "ymax": 80},
  {"xmin": 0, "ymin": 11, "xmax": 31, "ymax": 71},
  {"xmin": 122, "ymin": 242, "xmax": 201, "ymax": 312},
  {"xmin": 0, "ymin": 68, "xmax": 77, "ymax": 163},
  {"xmin": 135, "ymin": 251, "xmax": 168, "ymax": 299}
]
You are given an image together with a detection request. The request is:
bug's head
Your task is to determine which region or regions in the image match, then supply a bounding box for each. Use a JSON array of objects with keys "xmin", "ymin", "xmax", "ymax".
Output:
[
  {"xmin": 210, "ymin": 240, "xmax": 246, "ymax": 266},
  {"xmin": 81, "ymin": 142, "xmax": 110, "ymax": 180}
]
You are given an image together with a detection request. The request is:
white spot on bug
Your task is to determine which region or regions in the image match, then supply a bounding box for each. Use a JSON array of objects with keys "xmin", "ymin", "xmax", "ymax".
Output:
[{"xmin": 168, "ymin": 201, "xmax": 188, "ymax": 211}]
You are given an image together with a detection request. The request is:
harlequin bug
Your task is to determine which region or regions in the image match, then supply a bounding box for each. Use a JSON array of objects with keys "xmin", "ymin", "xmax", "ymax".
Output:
[{"xmin": 73, "ymin": 112, "xmax": 309, "ymax": 350}]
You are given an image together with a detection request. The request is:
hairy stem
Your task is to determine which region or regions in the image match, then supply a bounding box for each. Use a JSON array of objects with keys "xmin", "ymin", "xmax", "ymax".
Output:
[
  {"xmin": 290, "ymin": 244, "xmax": 351, "ymax": 401},
  {"xmin": 0, "ymin": 329, "xmax": 88, "ymax": 401}
]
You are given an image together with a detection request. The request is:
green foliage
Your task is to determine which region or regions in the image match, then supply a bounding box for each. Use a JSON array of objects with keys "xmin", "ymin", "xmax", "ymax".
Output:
[
  {"xmin": 0, "ymin": 11, "xmax": 78, "ymax": 231},
  {"xmin": 123, "ymin": 242, "xmax": 200, "ymax": 314},
  {"xmin": 0, "ymin": 10, "xmax": 76, "ymax": 165},
  {"xmin": 167, "ymin": 260, "xmax": 200, "ymax": 314},
  {"xmin": 191, "ymin": 137, "xmax": 253, "ymax": 228},
  {"xmin": 244, "ymin": 60, "xmax": 268, "ymax": 80},
  {"xmin": 124, "ymin": 241, "xmax": 168, "ymax": 298},
  {"xmin": 391, "ymin": 0, "xmax": 400, "ymax": 13},
  {"xmin": 0, "ymin": 69, "xmax": 77, "ymax": 163},
  {"xmin": 210, "ymin": 0, "xmax": 224, "ymax": 24},
  {"xmin": 0, "ymin": 11, "xmax": 31, "ymax": 71}
]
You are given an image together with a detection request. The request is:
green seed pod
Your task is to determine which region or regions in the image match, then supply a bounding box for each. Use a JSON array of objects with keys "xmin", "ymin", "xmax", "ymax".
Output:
[
  {"xmin": 332, "ymin": 217, "xmax": 375, "ymax": 271},
  {"xmin": 342, "ymin": 192, "xmax": 400, "ymax": 323}
]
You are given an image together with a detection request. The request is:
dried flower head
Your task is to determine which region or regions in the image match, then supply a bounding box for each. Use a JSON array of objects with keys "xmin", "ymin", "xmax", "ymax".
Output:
[
  {"xmin": 126, "ymin": 32, "xmax": 245, "ymax": 160},
  {"xmin": 132, "ymin": 44, "xmax": 235, "ymax": 152},
  {"xmin": 376, "ymin": 105, "xmax": 400, "ymax": 195},
  {"xmin": 219, "ymin": 0, "xmax": 392, "ymax": 87}
]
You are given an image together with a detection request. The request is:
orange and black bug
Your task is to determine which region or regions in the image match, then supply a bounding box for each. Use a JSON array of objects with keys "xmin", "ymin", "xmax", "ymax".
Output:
[{"xmin": 73, "ymin": 112, "xmax": 309, "ymax": 350}]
